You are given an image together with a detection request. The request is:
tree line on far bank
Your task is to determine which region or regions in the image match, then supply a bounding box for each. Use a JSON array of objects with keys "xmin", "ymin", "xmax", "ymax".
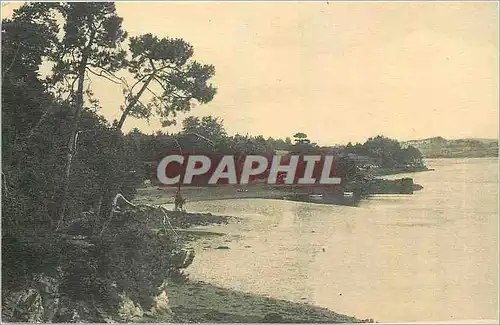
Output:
[{"xmin": 124, "ymin": 116, "xmax": 426, "ymax": 182}]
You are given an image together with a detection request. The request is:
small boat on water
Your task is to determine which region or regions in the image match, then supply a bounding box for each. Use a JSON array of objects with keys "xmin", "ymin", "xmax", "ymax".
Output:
[
  {"xmin": 309, "ymin": 193, "xmax": 323, "ymax": 200},
  {"xmin": 343, "ymin": 192, "xmax": 354, "ymax": 197}
]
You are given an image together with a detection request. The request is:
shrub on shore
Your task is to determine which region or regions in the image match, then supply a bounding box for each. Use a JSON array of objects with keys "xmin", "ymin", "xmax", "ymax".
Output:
[{"xmin": 2, "ymin": 204, "xmax": 194, "ymax": 322}]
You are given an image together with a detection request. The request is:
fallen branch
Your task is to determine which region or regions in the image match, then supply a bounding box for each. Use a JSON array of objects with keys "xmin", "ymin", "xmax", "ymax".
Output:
[
  {"xmin": 2, "ymin": 172, "xmax": 10, "ymax": 197},
  {"xmin": 99, "ymin": 193, "xmax": 178, "ymax": 238}
]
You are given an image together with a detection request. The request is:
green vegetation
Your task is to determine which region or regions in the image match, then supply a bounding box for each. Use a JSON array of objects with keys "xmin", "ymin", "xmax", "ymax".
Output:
[
  {"xmin": 2, "ymin": 2, "xmax": 368, "ymax": 323},
  {"xmin": 344, "ymin": 136, "xmax": 426, "ymax": 170},
  {"xmin": 130, "ymin": 126, "xmax": 425, "ymax": 200},
  {"xmin": 293, "ymin": 132, "xmax": 311, "ymax": 145},
  {"xmin": 1, "ymin": 2, "xmax": 438, "ymax": 322},
  {"xmin": 2, "ymin": 2, "xmax": 214, "ymax": 322}
]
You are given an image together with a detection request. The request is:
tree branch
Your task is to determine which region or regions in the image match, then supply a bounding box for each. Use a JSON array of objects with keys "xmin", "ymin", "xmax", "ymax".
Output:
[
  {"xmin": 153, "ymin": 76, "xmax": 170, "ymax": 93},
  {"xmin": 149, "ymin": 57, "xmax": 157, "ymax": 72},
  {"xmin": 128, "ymin": 73, "xmax": 151, "ymax": 93},
  {"xmin": 2, "ymin": 41, "xmax": 22, "ymax": 78},
  {"xmin": 86, "ymin": 67, "xmax": 122, "ymax": 84},
  {"xmin": 99, "ymin": 193, "xmax": 178, "ymax": 238},
  {"xmin": 27, "ymin": 90, "xmax": 66, "ymax": 142},
  {"xmin": 172, "ymin": 92, "xmax": 191, "ymax": 100},
  {"xmin": 116, "ymin": 73, "xmax": 155, "ymax": 130},
  {"xmin": 145, "ymin": 86, "xmax": 162, "ymax": 101},
  {"xmin": 2, "ymin": 172, "xmax": 10, "ymax": 198}
]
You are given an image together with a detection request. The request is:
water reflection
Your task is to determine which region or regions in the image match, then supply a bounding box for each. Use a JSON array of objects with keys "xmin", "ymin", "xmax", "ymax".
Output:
[{"xmin": 183, "ymin": 158, "xmax": 498, "ymax": 323}]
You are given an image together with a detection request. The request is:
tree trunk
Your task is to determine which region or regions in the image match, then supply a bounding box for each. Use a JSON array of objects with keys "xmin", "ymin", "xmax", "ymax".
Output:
[
  {"xmin": 56, "ymin": 56, "xmax": 89, "ymax": 230},
  {"xmin": 97, "ymin": 74, "xmax": 155, "ymax": 219},
  {"xmin": 27, "ymin": 103, "xmax": 55, "ymax": 142},
  {"xmin": 116, "ymin": 74, "xmax": 155, "ymax": 130}
]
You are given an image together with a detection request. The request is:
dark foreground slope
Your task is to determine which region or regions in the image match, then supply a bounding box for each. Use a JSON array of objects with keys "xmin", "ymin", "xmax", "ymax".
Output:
[{"xmin": 162, "ymin": 280, "xmax": 372, "ymax": 323}]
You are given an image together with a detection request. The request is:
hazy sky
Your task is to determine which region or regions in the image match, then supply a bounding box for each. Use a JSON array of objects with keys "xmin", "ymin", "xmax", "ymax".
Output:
[{"xmin": 3, "ymin": 2, "xmax": 498, "ymax": 145}]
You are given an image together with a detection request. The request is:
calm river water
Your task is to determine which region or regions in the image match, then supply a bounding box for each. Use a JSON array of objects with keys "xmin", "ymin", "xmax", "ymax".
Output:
[{"xmin": 182, "ymin": 158, "xmax": 498, "ymax": 323}]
